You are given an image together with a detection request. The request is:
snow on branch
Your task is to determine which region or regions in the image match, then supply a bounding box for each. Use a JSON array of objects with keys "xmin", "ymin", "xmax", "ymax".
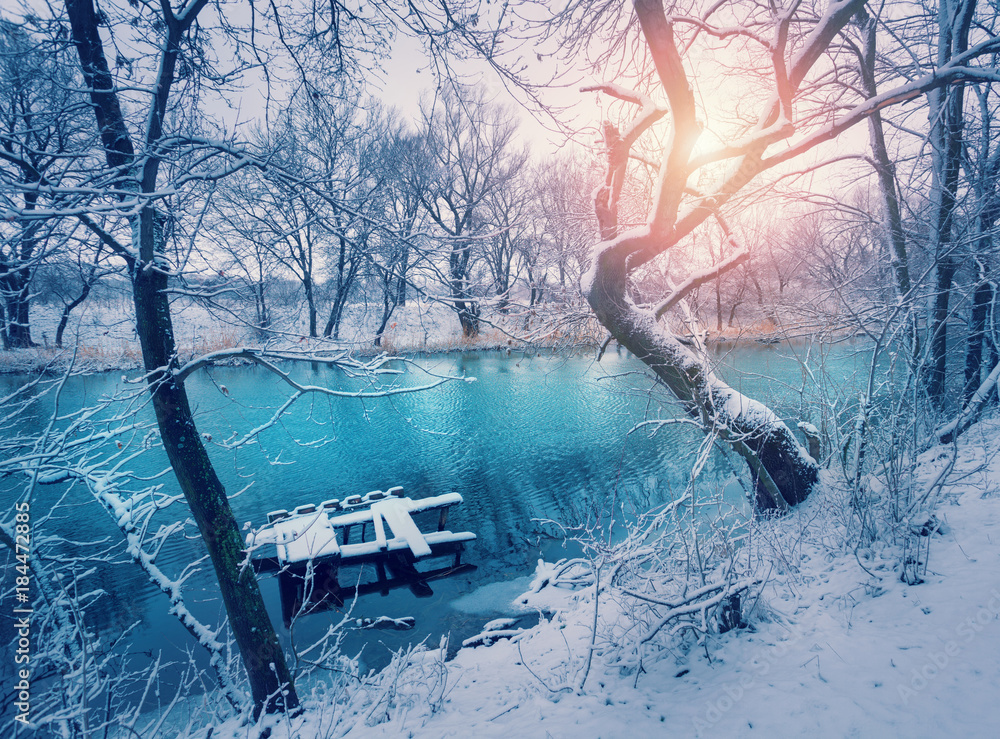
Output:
[
  {"xmin": 630, "ymin": 577, "xmax": 760, "ymax": 645},
  {"xmin": 0, "ymin": 361, "xmax": 246, "ymax": 711},
  {"xmin": 583, "ymin": 80, "xmax": 669, "ymax": 242},
  {"xmin": 935, "ymin": 360, "xmax": 1000, "ymax": 444},
  {"xmin": 172, "ymin": 347, "xmax": 469, "ymax": 397},
  {"xmin": 686, "ymin": 117, "xmax": 795, "ymax": 170},
  {"xmin": 579, "ymin": 83, "xmax": 667, "ymax": 146},
  {"xmin": 654, "ymin": 210, "xmax": 748, "ymax": 320},
  {"xmin": 769, "ymin": 0, "xmax": 800, "ymax": 124},
  {"xmin": 684, "ymin": 0, "xmax": 802, "ymax": 171},
  {"xmin": 172, "ymin": 346, "xmax": 346, "ymax": 381},
  {"xmin": 172, "ymin": 349, "xmax": 469, "ymax": 450},
  {"xmin": 762, "ymin": 54, "xmax": 1000, "ymax": 172},
  {"xmin": 622, "ymin": 0, "xmax": 870, "ymax": 271},
  {"xmin": 86, "ymin": 470, "xmax": 247, "ymax": 710},
  {"xmin": 654, "ymin": 248, "xmax": 748, "ymax": 320}
]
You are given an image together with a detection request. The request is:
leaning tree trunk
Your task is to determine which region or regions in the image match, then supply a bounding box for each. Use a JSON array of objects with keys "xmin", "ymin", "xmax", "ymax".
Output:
[
  {"xmin": 55, "ymin": 281, "xmax": 91, "ymax": 349},
  {"xmin": 586, "ymin": 254, "xmax": 816, "ymax": 512},
  {"xmin": 575, "ymin": 0, "xmax": 870, "ymax": 513},
  {"xmin": 131, "ymin": 213, "xmax": 298, "ymax": 715}
]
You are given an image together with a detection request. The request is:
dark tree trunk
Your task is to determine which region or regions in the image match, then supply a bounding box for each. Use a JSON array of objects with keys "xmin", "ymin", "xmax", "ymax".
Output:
[
  {"xmin": 495, "ymin": 272, "xmax": 511, "ymax": 313},
  {"xmin": 860, "ymin": 15, "xmax": 913, "ymax": 302},
  {"xmin": 303, "ymin": 277, "xmax": 317, "ymax": 338},
  {"xmin": 964, "ymin": 160, "xmax": 999, "ymax": 406},
  {"xmin": 375, "ymin": 234, "xmax": 411, "ymax": 346},
  {"xmin": 532, "ymin": 274, "xmax": 545, "ymax": 307},
  {"xmin": 727, "ymin": 299, "xmax": 740, "ymax": 328},
  {"xmin": 927, "ymin": 258, "xmax": 956, "ymax": 408},
  {"xmin": 322, "ymin": 235, "xmax": 358, "ymax": 339},
  {"xmin": 131, "ymin": 227, "xmax": 297, "ymax": 714},
  {"xmin": 715, "ymin": 280, "xmax": 723, "ymax": 333},
  {"xmin": 395, "ymin": 229, "xmax": 411, "ymax": 308},
  {"xmin": 0, "ymin": 304, "xmax": 8, "ymax": 350},
  {"xmin": 987, "ymin": 332, "xmax": 999, "ymax": 408},
  {"xmin": 455, "ymin": 300, "xmax": 480, "ymax": 338},
  {"xmin": 66, "ymin": 0, "xmax": 298, "ymax": 716},
  {"xmin": 254, "ymin": 281, "xmax": 269, "ymax": 329},
  {"xmin": 3, "ymin": 190, "xmax": 41, "ymax": 349},
  {"xmin": 396, "ymin": 266, "xmax": 407, "ymax": 306},
  {"xmin": 323, "ymin": 295, "xmax": 348, "ymax": 339},
  {"xmin": 964, "ymin": 211, "xmax": 997, "ymax": 406},
  {"xmin": 524, "ymin": 264, "xmax": 538, "ymax": 308},
  {"xmin": 925, "ymin": 0, "xmax": 974, "ymax": 411},
  {"xmin": 373, "ymin": 285, "xmax": 396, "ymax": 347},
  {"xmin": 55, "ymin": 282, "xmax": 92, "ymax": 349},
  {"xmin": 964, "ymin": 280, "xmax": 991, "ymax": 403},
  {"xmin": 4, "ymin": 290, "xmax": 35, "ymax": 348},
  {"xmin": 450, "ymin": 240, "xmax": 479, "ymax": 337}
]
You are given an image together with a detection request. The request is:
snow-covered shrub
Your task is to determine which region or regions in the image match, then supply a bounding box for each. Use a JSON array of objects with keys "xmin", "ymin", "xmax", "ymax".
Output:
[
  {"xmin": 527, "ymin": 486, "xmax": 759, "ymax": 691},
  {"xmin": 0, "ymin": 514, "xmax": 244, "ymax": 738},
  {"xmin": 769, "ymin": 331, "xmax": 956, "ymax": 585},
  {"xmin": 351, "ymin": 638, "xmax": 451, "ymax": 729}
]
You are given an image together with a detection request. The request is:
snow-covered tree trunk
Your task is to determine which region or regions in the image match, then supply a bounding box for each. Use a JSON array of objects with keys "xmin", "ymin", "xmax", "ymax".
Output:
[
  {"xmin": 580, "ymin": 0, "xmax": 876, "ymax": 512},
  {"xmin": 587, "ymin": 254, "xmax": 816, "ymax": 511}
]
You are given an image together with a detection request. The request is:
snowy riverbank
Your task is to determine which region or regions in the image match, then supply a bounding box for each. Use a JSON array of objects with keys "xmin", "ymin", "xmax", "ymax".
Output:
[
  {"xmin": 182, "ymin": 419, "xmax": 1000, "ymax": 738},
  {"xmin": 8, "ymin": 297, "xmax": 994, "ymax": 738},
  {"xmin": 0, "ymin": 296, "xmax": 603, "ymax": 375},
  {"xmin": 0, "ymin": 294, "xmax": 840, "ymax": 376}
]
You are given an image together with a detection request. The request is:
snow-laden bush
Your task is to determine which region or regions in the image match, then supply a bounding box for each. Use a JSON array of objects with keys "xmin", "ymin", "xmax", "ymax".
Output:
[{"xmin": 516, "ymin": 486, "xmax": 761, "ymax": 692}]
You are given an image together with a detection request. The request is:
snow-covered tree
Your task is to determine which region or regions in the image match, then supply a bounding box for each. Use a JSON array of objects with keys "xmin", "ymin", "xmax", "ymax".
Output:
[
  {"xmin": 412, "ymin": 86, "xmax": 529, "ymax": 337},
  {"xmin": 438, "ymin": 0, "xmax": 1000, "ymax": 510}
]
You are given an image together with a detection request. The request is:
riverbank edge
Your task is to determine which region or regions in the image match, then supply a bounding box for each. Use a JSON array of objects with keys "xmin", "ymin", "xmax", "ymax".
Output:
[{"xmin": 0, "ymin": 321, "xmax": 860, "ymax": 376}]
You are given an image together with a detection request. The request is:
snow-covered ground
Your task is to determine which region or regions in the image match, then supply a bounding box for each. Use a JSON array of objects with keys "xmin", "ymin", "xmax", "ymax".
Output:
[{"xmin": 186, "ymin": 419, "xmax": 1000, "ymax": 738}]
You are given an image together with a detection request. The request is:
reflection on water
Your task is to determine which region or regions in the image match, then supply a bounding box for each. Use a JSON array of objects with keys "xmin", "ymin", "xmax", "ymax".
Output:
[{"xmin": 0, "ymin": 342, "xmax": 869, "ymax": 690}]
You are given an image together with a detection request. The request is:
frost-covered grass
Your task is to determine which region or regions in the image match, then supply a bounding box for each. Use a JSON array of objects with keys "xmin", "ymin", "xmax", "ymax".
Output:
[{"xmin": 0, "ymin": 296, "xmax": 602, "ymax": 375}]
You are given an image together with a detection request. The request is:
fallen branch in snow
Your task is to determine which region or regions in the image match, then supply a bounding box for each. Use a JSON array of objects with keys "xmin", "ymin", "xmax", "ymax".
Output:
[
  {"xmin": 625, "ymin": 577, "xmax": 761, "ymax": 645},
  {"xmin": 905, "ymin": 443, "xmax": 959, "ymax": 520},
  {"xmin": 522, "ymin": 558, "xmax": 595, "ymax": 595},
  {"xmin": 358, "ymin": 616, "xmax": 416, "ymax": 631},
  {"xmin": 462, "ymin": 628, "xmax": 526, "ymax": 648},
  {"xmin": 935, "ymin": 359, "xmax": 1000, "ymax": 444}
]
